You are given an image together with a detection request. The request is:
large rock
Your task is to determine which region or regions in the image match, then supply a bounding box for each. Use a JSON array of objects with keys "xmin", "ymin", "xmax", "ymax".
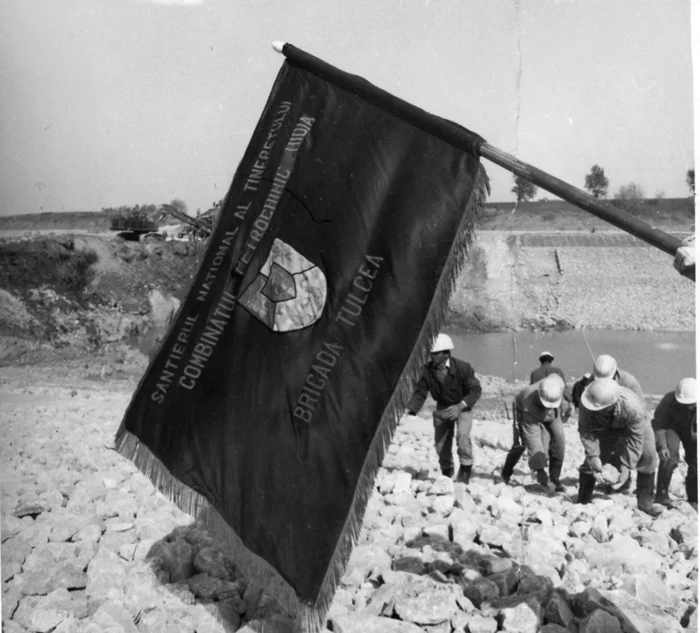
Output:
[
  {"xmin": 332, "ymin": 614, "xmax": 423, "ymax": 632},
  {"xmin": 2, "ymin": 537, "xmax": 32, "ymax": 567},
  {"xmin": 448, "ymin": 509, "xmax": 479, "ymax": 547},
  {"xmin": 460, "ymin": 576, "xmax": 500, "ymax": 608},
  {"xmin": 392, "ymin": 556, "xmax": 425, "ymax": 575},
  {"xmin": 578, "ymin": 535, "xmax": 663, "ymax": 576},
  {"xmin": 23, "ymin": 541, "xmax": 96, "ymax": 573},
  {"xmin": 487, "ymin": 567, "xmax": 521, "ymax": 596},
  {"xmin": 20, "ymin": 563, "xmax": 88, "ymax": 595},
  {"xmin": 428, "ymin": 476, "xmax": 455, "ymax": 496},
  {"xmin": 544, "ymin": 592, "xmax": 575, "ymax": 628},
  {"xmin": 499, "ymin": 601, "xmax": 540, "ymax": 633},
  {"xmin": 479, "ymin": 555, "xmax": 513, "ymax": 576},
  {"xmin": 578, "ymin": 609, "xmax": 623, "ymax": 633},
  {"xmin": 393, "ymin": 584, "xmax": 461, "ymax": 625},
  {"xmin": 192, "ymin": 546, "xmax": 230, "ymax": 580},
  {"xmin": 627, "ymin": 573, "xmax": 673, "ymax": 608},
  {"xmin": 342, "ymin": 544, "xmax": 392, "ymax": 587},
  {"xmin": 85, "ymin": 548, "xmax": 127, "ymax": 601},
  {"xmin": 601, "ymin": 589, "xmax": 685, "ymax": 633},
  {"xmin": 465, "ymin": 613, "xmax": 498, "ymax": 633}
]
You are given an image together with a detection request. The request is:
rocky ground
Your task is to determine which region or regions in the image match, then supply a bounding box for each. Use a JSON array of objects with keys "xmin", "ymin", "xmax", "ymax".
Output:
[{"xmin": 1, "ymin": 360, "xmax": 697, "ymax": 633}]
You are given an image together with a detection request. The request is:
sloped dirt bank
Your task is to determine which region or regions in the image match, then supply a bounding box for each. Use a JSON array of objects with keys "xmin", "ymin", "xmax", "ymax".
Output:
[
  {"xmin": 0, "ymin": 235, "xmax": 204, "ymax": 365},
  {"xmin": 448, "ymin": 231, "xmax": 695, "ymax": 332},
  {"xmin": 0, "ymin": 230, "xmax": 694, "ymax": 366}
]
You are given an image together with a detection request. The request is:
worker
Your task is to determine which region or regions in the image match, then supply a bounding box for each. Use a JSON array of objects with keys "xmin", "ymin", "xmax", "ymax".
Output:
[
  {"xmin": 652, "ymin": 377, "xmax": 697, "ymax": 510},
  {"xmin": 571, "ymin": 354, "xmax": 644, "ymax": 408},
  {"xmin": 501, "ymin": 374, "xmax": 570, "ymax": 492},
  {"xmin": 577, "ymin": 378, "xmax": 662, "ymax": 516},
  {"xmin": 406, "ymin": 333, "xmax": 482, "ymax": 484},
  {"xmin": 529, "ymin": 351, "xmax": 565, "ymax": 384}
]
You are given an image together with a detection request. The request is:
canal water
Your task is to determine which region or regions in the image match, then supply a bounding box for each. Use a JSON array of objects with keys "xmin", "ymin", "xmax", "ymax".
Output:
[
  {"xmin": 132, "ymin": 325, "xmax": 695, "ymax": 396},
  {"xmin": 447, "ymin": 329, "xmax": 696, "ymax": 395}
]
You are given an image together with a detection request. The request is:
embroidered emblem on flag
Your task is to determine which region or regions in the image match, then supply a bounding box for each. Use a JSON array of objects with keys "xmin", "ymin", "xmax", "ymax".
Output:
[{"xmin": 238, "ymin": 238, "xmax": 327, "ymax": 331}]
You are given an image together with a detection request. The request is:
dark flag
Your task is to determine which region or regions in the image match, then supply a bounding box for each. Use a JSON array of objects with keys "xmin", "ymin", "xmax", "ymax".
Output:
[{"xmin": 115, "ymin": 43, "xmax": 488, "ymax": 630}]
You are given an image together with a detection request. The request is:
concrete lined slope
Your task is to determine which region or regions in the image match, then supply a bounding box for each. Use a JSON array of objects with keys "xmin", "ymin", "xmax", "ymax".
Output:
[{"xmin": 448, "ymin": 231, "xmax": 695, "ymax": 332}]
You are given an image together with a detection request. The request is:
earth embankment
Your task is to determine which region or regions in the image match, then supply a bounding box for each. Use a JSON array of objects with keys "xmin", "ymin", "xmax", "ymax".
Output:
[
  {"xmin": 0, "ymin": 229, "xmax": 694, "ymax": 365},
  {"xmin": 449, "ymin": 230, "xmax": 694, "ymax": 332}
]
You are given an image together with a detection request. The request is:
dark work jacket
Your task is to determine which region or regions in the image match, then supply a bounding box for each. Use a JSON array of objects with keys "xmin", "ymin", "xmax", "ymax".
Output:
[
  {"xmin": 578, "ymin": 386, "xmax": 649, "ymax": 470},
  {"xmin": 407, "ymin": 357, "xmax": 482, "ymax": 414},
  {"xmin": 529, "ymin": 364, "xmax": 565, "ymax": 385},
  {"xmin": 652, "ymin": 391, "xmax": 697, "ymax": 447}
]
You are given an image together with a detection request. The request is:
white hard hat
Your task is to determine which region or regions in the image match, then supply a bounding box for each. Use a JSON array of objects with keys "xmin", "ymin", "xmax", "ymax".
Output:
[
  {"xmin": 538, "ymin": 374, "xmax": 565, "ymax": 408},
  {"xmin": 431, "ymin": 333, "xmax": 454, "ymax": 353},
  {"xmin": 675, "ymin": 377, "xmax": 698, "ymax": 405},
  {"xmin": 581, "ymin": 378, "xmax": 621, "ymax": 411},
  {"xmin": 593, "ymin": 354, "xmax": 618, "ymax": 379},
  {"xmin": 539, "ymin": 351, "xmax": 554, "ymax": 362}
]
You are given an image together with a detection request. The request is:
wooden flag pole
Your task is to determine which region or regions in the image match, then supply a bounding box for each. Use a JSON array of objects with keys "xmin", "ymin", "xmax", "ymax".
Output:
[
  {"xmin": 479, "ymin": 144, "xmax": 694, "ymax": 282},
  {"xmin": 480, "ymin": 143, "xmax": 682, "ymax": 256},
  {"xmin": 271, "ymin": 41, "xmax": 694, "ymax": 282}
]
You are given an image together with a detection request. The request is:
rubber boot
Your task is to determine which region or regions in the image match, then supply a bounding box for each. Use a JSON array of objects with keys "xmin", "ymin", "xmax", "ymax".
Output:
[
  {"xmin": 654, "ymin": 465, "xmax": 675, "ymax": 507},
  {"xmin": 577, "ymin": 472, "xmax": 596, "ymax": 504},
  {"xmin": 456, "ymin": 465, "xmax": 472, "ymax": 485},
  {"xmin": 501, "ymin": 450, "xmax": 521, "ymax": 485},
  {"xmin": 636, "ymin": 472, "xmax": 663, "ymax": 517},
  {"xmin": 441, "ymin": 467, "xmax": 454, "ymax": 479}
]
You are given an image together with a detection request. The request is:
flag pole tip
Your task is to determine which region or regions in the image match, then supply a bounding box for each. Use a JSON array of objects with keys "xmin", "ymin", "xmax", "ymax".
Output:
[{"xmin": 271, "ymin": 41, "xmax": 286, "ymax": 53}]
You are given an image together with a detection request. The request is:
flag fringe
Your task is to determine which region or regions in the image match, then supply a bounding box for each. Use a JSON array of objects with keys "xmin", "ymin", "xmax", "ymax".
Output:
[{"xmin": 115, "ymin": 165, "xmax": 489, "ymax": 633}]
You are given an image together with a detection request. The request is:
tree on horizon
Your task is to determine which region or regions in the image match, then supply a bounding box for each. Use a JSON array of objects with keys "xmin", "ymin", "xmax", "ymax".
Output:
[
  {"xmin": 584, "ymin": 165, "xmax": 609, "ymax": 199},
  {"xmin": 511, "ymin": 174, "xmax": 537, "ymax": 202}
]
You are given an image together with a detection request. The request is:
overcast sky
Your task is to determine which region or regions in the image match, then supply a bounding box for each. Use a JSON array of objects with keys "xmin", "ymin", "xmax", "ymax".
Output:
[{"xmin": 0, "ymin": 0, "xmax": 695, "ymax": 215}]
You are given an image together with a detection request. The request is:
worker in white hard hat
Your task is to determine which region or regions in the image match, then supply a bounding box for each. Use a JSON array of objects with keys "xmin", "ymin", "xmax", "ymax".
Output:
[
  {"xmin": 529, "ymin": 351, "xmax": 573, "ymax": 422},
  {"xmin": 406, "ymin": 333, "xmax": 482, "ymax": 484},
  {"xmin": 577, "ymin": 378, "xmax": 662, "ymax": 516},
  {"xmin": 501, "ymin": 374, "xmax": 570, "ymax": 492},
  {"xmin": 652, "ymin": 377, "xmax": 698, "ymax": 510},
  {"xmin": 571, "ymin": 354, "xmax": 644, "ymax": 409}
]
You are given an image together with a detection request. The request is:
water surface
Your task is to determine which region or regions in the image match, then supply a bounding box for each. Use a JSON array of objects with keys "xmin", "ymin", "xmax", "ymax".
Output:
[{"xmin": 448, "ymin": 329, "xmax": 696, "ymax": 395}]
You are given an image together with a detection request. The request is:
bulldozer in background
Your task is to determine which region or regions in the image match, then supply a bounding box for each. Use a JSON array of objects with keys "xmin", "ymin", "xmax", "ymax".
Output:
[{"xmin": 109, "ymin": 208, "xmax": 160, "ymax": 241}]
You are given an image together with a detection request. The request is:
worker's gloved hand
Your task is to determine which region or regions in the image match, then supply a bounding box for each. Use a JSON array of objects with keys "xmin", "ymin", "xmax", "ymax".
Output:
[
  {"xmin": 535, "ymin": 469, "xmax": 549, "ymax": 487},
  {"xmin": 443, "ymin": 403, "xmax": 466, "ymax": 420},
  {"xmin": 610, "ymin": 465, "xmax": 631, "ymax": 491},
  {"xmin": 658, "ymin": 447, "xmax": 670, "ymax": 461},
  {"xmin": 674, "ymin": 243, "xmax": 695, "ymax": 274}
]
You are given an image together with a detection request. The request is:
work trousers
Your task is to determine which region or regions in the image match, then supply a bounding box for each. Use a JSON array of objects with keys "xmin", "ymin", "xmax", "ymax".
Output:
[
  {"xmin": 659, "ymin": 427, "xmax": 697, "ymax": 503},
  {"xmin": 433, "ymin": 407, "xmax": 473, "ymax": 471},
  {"xmin": 580, "ymin": 425, "xmax": 658, "ymax": 475},
  {"xmin": 502, "ymin": 417, "xmax": 565, "ymax": 481}
]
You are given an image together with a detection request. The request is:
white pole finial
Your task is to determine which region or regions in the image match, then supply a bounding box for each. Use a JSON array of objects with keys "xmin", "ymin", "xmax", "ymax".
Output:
[{"xmin": 271, "ymin": 41, "xmax": 285, "ymax": 53}]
